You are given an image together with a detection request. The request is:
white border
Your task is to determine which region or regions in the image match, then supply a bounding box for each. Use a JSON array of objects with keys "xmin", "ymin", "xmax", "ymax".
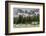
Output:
[{"xmin": 8, "ymin": 3, "xmax": 43, "ymax": 33}]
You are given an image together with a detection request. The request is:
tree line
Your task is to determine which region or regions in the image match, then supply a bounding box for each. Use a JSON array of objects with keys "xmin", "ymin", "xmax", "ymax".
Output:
[{"xmin": 14, "ymin": 15, "xmax": 39, "ymax": 24}]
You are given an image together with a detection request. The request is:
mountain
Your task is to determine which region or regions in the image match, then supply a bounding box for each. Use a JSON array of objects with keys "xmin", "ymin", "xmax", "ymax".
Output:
[{"xmin": 13, "ymin": 8, "xmax": 39, "ymax": 17}]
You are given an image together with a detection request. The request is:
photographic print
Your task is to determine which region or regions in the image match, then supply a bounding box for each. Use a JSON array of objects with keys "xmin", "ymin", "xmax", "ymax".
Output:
[
  {"xmin": 5, "ymin": 1, "xmax": 45, "ymax": 35},
  {"xmin": 13, "ymin": 8, "xmax": 40, "ymax": 28}
]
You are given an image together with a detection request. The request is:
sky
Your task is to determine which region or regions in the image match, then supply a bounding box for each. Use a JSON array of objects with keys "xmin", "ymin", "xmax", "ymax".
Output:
[{"xmin": 13, "ymin": 8, "xmax": 40, "ymax": 16}]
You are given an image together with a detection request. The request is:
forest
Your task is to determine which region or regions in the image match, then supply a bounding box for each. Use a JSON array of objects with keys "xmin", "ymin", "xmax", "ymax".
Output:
[{"xmin": 14, "ymin": 15, "xmax": 39, "ymax": 25}]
